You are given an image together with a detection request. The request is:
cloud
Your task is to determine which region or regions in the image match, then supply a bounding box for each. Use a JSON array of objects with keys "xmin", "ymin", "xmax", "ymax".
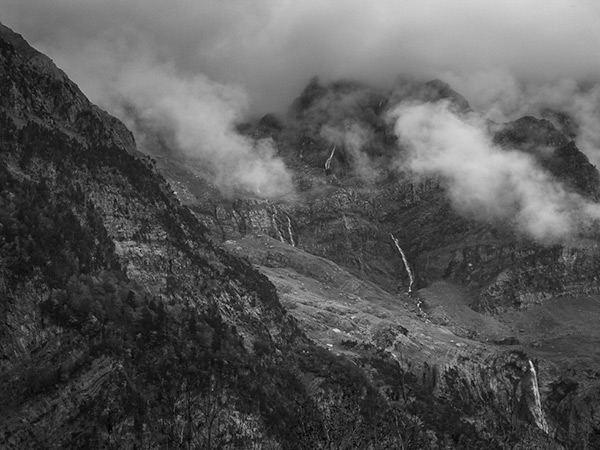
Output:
[
  {"xmin": 389, "ymin": 101, "xmax": 599, "ymax": 241},
  {"xmin": 107, "ymin": 54, "xmax": 293, "ymax": 198},
  {"xmin": 2, "ymin": 3, "xmax": 294, "ymax": 198},
  {"xmin": 4, "ymin": 0, "xmax": 600, "ymax": 115},
  {"xmin": 442, "ymin": 72, "xmax": 600, "ymax": 167},
  {"xmin": 320, "ymin": 123, "xmax": 379, "ymax": 181},
  {"xmin": 3, "ymin": 1, "xmax": 600, "ymax": 202}
]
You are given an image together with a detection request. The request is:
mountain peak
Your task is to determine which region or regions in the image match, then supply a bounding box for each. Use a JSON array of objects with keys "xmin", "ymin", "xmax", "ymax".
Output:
[
  {"xmin": 423, "ymin": 79, "xmax": 471, "ymax": 111},
  {"xmin": 0, "ymin": 21, "xmax": 66, "ymax": 81}
]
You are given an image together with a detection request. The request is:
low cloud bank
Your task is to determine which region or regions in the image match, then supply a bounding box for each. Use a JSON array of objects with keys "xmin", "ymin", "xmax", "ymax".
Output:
[
  {"xmin": 23, "ymin": 30, "xmax": 294, "ymax": 198},
  {"xmin": 108, "ymin": 56, "xmax": 293, "ymax": 198},
  {"xmin": 390, "ymin": 101, "xmax": 600, "ymax": 241},
  {"xmin": 443, "ymin": 72, "xmax": 600, "ymax": 168},
  {"xmin": 4, "ymin": 1, "xmax": 600, "ymax": 212},
  {"xmin": 5, "ymin": 1, "xmax": 600, "ymax": 115}
]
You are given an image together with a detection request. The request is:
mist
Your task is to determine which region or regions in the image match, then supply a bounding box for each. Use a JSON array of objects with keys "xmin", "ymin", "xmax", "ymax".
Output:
[
  {"xmin": 4, "ymin": 1, "xmax": 600, "ymax": 205},
  {"xmin": 104, "ymin": 53, "xmax": 293, "ymax": 198},
  {"xmin": 2, "ymin": 2, "xmax": 299, "ymax": 198},
  {"xmin": 390, "ymin": 101, "xmax": 600, "ymax": 241},
  {"xmin": 320, "ymin": 123, "xmax": 379, "ymax": 182},
  {"xmin": 442, "ymin": 72, "xmax": 600, "ymax": 167},
  {"xmin": 4, "ymin": 1, "xmax": 600, "ymax": 114}
]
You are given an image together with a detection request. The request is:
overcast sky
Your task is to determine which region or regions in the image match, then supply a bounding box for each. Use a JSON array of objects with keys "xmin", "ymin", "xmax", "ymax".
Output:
[
  {"xmin": 4, "ymin": 1, "xmax": 600, "ymax": 231},
  {"xmin": 4, "ymin": 0, "xmax": 600, "ymax": 114}
]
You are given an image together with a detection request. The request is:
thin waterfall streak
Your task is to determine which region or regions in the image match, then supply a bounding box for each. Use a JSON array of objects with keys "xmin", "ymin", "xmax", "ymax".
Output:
[
  {"xmin": 390, "ymin": 233, "xmax": 415, "ymax": 293},
  {"xmin": 272, "ymin": 213, "xmax": 285, "ymax": 243},
  {"xmin": 527, "ymin": 360, "xmax": 549, "ymax": 433},
  {"xmin": 286, "ymin": 215, "xmax": 295, "ymax": 247},
  {"xmin": 325, "ymin": 146, "xmax": 336, "ymax": 171}
]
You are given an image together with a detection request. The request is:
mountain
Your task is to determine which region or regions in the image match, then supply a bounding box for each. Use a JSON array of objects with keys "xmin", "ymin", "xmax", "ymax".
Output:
[
  {"xmin": 160, "ymin": 76, "xmax": 600, "ymax": 449},
  {"xmin": 0, "ymin": 21, "xmax": 597, "ymax": 449}
]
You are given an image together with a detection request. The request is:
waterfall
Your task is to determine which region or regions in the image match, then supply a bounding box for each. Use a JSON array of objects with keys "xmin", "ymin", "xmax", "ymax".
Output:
[
  {"xmin": 271, "ymin": 212, "xmax": 295, "ymax": 247},
  {"xmin": 325, "ymin": 146, "xmax": 336, "ymax": 173},
  {"xmin": 527, "ymin": 360, "xmax": 549, "ymax": 433},
  {"xmin": 271, "ymin": 213, "xmax": 285, "ymax": 243},
  {"xmin": 286, "ymin": 215, "xmax": 296, "ymax": 247},
  {"xmin": 390, "ymin": 233, "xmax": 415, "ymax": 293}
]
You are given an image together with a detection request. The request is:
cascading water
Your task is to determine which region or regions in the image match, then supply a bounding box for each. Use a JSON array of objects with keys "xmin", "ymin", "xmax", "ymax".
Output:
[
  {"xmin": 286, "ymin": 215, "xmax": 296, "ymax": 247},
  {"xmin": 272, "ymin": 213, "xmax": 285, "ymax": 243},
  {"xmin": 271, "ymin": 211, "xmax": 296, "ymax": 247},
  {"xmin": 527, "ymin": 360, "xmax": 549, "ymax": 433},
  {"xmin": 325, "ymin": 145, "xmax": 336, "ymax": 174},
  {"xmin": 390, "ymin": 233, "xmax": 415, "ymax": 293}
]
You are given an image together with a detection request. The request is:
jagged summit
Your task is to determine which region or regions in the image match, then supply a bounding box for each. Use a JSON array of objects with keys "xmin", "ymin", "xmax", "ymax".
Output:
[
  {"xmin": 0, "ymin": 21, "xmax": 135, "ymax": 153},
  {"xmin": 422, "ymin": 79, "xmax": 472, "ymax": 111},
  {"xmin": 0, "ymin": 20, "xmax": 56, "ymax": 68},
  {"xmin": 495, "ymin": 115, "xmax": 600, "ymax": 199},
  {"xmin": 495, "ymin": 115, "xmax": 569, "ymax": 148}
]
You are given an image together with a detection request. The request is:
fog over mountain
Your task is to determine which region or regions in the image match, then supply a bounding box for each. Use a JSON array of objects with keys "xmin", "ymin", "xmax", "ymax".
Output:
[
  {"xmin": 391, "ymin": 100, "xmax": 600, "ymax": 241},
  {"xmin": 7, "ymin": 5, "xmax": 600, "ymax": 447},
  {"xmin": 5, "ymin": 0, "xmax": 600, "ymax": 220},
  {"xmin": 5, "ymin": 0, "xmax": 600, "ymax": 112}
]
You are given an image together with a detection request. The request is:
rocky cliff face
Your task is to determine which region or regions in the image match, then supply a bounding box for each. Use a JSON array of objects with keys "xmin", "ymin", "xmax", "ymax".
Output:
[{"xmin": 1, "ymin": 21, "xmax": 598, "ymax": 449}]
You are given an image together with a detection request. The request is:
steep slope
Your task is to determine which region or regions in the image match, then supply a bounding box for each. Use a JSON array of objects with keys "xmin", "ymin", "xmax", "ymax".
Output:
[
  {"xmin": 0, "ymin": 22, "xmax": 401, "ymax": 450},
  {"xmin": 225, "ymin": 235, "xmax": 563, "ymax": 448},
  {"xmin": 0, "ymin": 21, "xmax": 309, "ymax": 448}
]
